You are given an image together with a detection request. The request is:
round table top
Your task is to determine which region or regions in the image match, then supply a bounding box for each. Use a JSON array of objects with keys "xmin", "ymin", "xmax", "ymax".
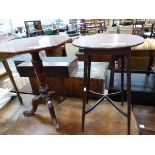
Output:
[
  {"xmin": 0, "ymin": 35, "xmax": 70, "ymax": 55},
  {"xmin": 72, "ymin": 34, "xmax": 144, "ymax": 50}
]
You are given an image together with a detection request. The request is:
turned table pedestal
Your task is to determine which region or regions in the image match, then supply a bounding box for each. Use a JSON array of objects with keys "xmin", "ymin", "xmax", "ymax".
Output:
[{"xmin": 0, "ymin": 35, "xmax": 70, "ymax": 130}]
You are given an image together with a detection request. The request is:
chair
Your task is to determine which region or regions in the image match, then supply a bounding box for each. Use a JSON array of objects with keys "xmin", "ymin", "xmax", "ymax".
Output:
[
  {"xmin": 143, "ymin": 23, "xmax": 155, "ymax": 38},
  {"xmin": 97, "ymin": 19, "xmax": 107, "ymax": 33},
  {"xmin": 119, "ymin": 25, "xmax": 133, "ymax": 34},
  {"xmin": 132, "ymin": 19, "xmax": 146, "ymax": 35},
  {"xmin": 24, "ymin": 20, "xmax": 44, "ymax": 37},
  {"xmin": 106, "ymin": 26, "xmax": 118, "ymax": 34},
  {"xmin": 66, "ymin": 24, "xmax": 79, "ymax": 37}
]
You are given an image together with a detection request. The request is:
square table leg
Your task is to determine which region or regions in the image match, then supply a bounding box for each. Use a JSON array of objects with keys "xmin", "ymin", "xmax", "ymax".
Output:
[{"xmin": 2, "ymin": 60, "xmax": 23, "ymax": 104}]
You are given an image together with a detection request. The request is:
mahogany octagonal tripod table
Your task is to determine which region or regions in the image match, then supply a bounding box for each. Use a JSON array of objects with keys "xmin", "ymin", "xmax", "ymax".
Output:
[
  {"xmin": 72, "ymin": 34, "xmax": 144, "ymax": 134},
  {"xmin": 0, "ymin": 36, "xmax": 23, "ymax": 105},
  {"xmin": 0, "ymin": 35, "xmax": 70, "ymax": 130}
]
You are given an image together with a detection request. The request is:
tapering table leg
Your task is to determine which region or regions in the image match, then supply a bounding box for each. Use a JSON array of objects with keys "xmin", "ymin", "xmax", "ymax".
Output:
[
  {"xmin": 109, "ymin": 56, "xmax": 115, "ymax": 88},
  {"xmin": 126, "ymin": 49, "xmax": 132, "ymax": 135},
  {"xmin": 23, "ymin": 52, "xmax": 59, "ymax": 130},
  {"xmin": 147, "ymin": 53, "xmax": 154, "ymax": 75},
  {"xmin": 2, "ymin": 60, "xmax": 23, "ymax": 104},
  {"xmin": 82, "ymin": 54, "xmax": 89, "ymax": 132},
  {"xmin": 86, "ymin": 55, "xmax": 91, "ymax": 103},
  {"xmin": 121, "ymin": 56, "xmax": 124, "ymax": 106}
]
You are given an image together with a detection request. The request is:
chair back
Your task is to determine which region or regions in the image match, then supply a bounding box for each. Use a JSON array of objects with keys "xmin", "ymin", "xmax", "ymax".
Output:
[{"xmin": 24, "ymin": 20, "xmax": 44, "ymax": 37}]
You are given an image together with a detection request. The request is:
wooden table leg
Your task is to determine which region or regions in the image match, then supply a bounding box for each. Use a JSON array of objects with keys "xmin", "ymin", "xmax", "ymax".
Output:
[
  {"xmin": 126, "ymin": 49, "xmax": 132, "ymax": 135},
  {"xmin": 121, "ymin": 55, "xmax": 124, "ymax": 106},
  {"xmin": 86, "ymin": 55, "xmax": 91, "ymax": 103},
  {"xmin": 109, "ymin": 56, "xmax": 115, "ymax": 88},
  {"xmin": 2, "ymin": 60, "xmax": 23, "ymax": 104},
  {"xmin": 23, "ymin": 52, "xmax": 59, "ymax": 130},
  {"xmin": 147, "ymin": 54, "xmax": 154, "ymax": 75},
  {"xmin": 82, "ymin": 54, "xmax": 90, "ymax": 132}
]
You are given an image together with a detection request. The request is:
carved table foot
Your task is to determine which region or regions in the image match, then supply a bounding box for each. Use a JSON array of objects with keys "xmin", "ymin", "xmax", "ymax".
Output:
[
  {"xmin": 23, "ymin": 93, "xmax": 60, "ymax": 130},
  {"xmin": 23, "ymin": 52, "xmax": 61, "ymax": 130},
  {"xmin": 18, "ymin": 96, "xmax": 23, "ymax": 105},
  {"xmin": 23, "ymin": 96, "xmax": 43, "ymax": 117},
  {"xmin": 46, "ymin": 100, "xmax": 60, "ymax": 131}
]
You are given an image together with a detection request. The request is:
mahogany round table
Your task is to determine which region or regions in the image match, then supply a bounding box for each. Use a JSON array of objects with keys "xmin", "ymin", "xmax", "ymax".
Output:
[
  {"xmin": 72, "ymin": 34, "xmax": 144, "ymax": 134},
  {"xmin": 0, "ymin": 35, "xmax": 70, "ymax": 130}
]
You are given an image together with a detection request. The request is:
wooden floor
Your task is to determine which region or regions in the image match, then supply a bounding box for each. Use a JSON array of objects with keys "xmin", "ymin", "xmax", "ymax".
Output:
[
  {"xmin": 133, "ymin": 105, "xmax": 155, "ymax": 134},
  {"xmin": 1, "ymin": 73, "xmax": 155, "ymax": 134},
  {"xmin": 0, "ymin": 94, "xmax": 139, "ymax": 135}
]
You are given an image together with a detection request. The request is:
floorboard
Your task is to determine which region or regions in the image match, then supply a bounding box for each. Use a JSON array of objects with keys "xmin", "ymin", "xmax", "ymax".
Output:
[{"xmin": 0, "ymin": 94, "xmax": 138, "ymax": 135}]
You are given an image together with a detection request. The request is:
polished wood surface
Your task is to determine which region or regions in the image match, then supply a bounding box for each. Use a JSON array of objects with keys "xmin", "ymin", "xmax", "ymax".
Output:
[
  {"xmin": 16, "ymin": 57, "xmax": 78, "ymax": 77},
  {"xmin": 0, "ymin": 35, "xmax": 70, "ymax": 130},
  {"xmin": 0, "ymin": 35, "xmax": 23, "ymax": 104},
  {"xmin": 2, "ymin": 60, "xmax": 23, "ymax": 104},
  {"xmin": 0, "ymin": 61, "xmax": 106, "ymax": 98},
  {"xmin": 73, "ymin": 34, "xmax": 144, "ymax": 49},
  {"xmin": 133, "ymin": 105, "xmax": 155, "ymax": 134},
  {"xmin": 73, "ymin": 33, "xmax": 144, "ymax": 135},
  {"xmin": 76, "ymin": 38, "xmax": 155, "ymax": 55},
  {"xmin": 108, "ymin": 39, "xmax": 155, "ymax": 96},
  {"xmin": 0, "ymin": 35, "xmax": 16, "ymax": 60},
  {"xmin": 0, "ymin": 94, "xmax": 139, "ymax": 135},
  {"xmin": 16, "ymin": 61, "xmax": 106, "ymax": 98},
  {"xmin": 0, "ymin": 35, "xmax": 70, "ymax": 55}
]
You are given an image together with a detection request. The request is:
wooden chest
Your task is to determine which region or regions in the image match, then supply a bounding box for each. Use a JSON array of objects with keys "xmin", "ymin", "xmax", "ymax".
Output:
[{"xmin": 16, "ymin": 57, "xmax": 107, "ymax": 98}]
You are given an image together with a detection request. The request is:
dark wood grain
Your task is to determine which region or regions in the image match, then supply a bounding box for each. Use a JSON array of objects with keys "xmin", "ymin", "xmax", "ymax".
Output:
[
  {"xmin": 0, "ymin": 94, "xmax": 139, "ymax": 135},
  {"xmin": 0, "ymin": 35, "xmax": 70, "ymax": 55},
  {"xmin": 0, "ymin": 35, "xmax": 70, "ymax": 130},
  {"xmin": 73, "ymin": 34, "xmax": 144, "ymax": 50},
  {"xmin": 16, "ymin": 57, "xmax": 78, "ymax": 77},
  {"xmin": 2, "ymin": 60, "xmax": 23, "ymax": 104},
  {"xmin": 0, "ymin": 36, "xmax": 23, "ymax": 105},
  {"xmin": 73, "ymin": 34, "xmax": 144, "ymax": 134}
]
